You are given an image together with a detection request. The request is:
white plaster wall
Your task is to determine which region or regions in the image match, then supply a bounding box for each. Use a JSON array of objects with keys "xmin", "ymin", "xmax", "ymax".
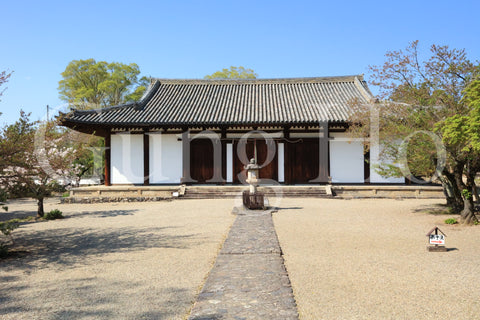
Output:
[
  {"xmin": 278, "ymin": 143, "xmax": 285, "ymax": 182},
  {"xmin": 329, "ymin": 132, "xmax": 364, "ymax": 183},
  {"xmin": 226, "ymin": 143, "xmax": 233, "ymax": 183},
  {"xmin": 149, "ymin": 133, "xmax": 183, "ymax": 184},
  {"xmin": 111, "ymin": 134, "xmax": 144, "ymax": 184}
]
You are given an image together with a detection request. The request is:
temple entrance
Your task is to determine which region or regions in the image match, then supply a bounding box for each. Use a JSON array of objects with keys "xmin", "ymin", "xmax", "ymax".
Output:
[
  {"xmin": 284, "ymin": 138, "xmax": 320, "ymax": 184},
  {"xmin": 232, "ymin": 139, "xmax": 278, "ymax": 184},
  {"xmin": 190, "ymin": 139, "xmax": 214, "ymax": 183}
]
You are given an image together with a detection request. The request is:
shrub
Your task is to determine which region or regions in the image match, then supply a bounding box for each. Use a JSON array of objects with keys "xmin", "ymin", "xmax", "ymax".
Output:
[
  {"xmin": 0, "ymin": 243, "xmax": 9, "ymax": 258},
  {"xmin": 0, "ymin": 221, "xmax": 19, "ymax": 258},
  {"xmin": 444, "ymin": 218, "xmax": 458, "ymax": 225},
  {"xmin": 0, "ymin": 221, "xmax": 19, "ymax": 237},
  {"xmin": 44, "ymin": 209, "xmax": 64, "ymax": 220}
]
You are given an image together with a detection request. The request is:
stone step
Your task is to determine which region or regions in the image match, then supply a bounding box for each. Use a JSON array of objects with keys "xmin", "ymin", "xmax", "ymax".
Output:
[{"xmin": 182, "ymin": 186, "xmax": 330, "ymax": 199}]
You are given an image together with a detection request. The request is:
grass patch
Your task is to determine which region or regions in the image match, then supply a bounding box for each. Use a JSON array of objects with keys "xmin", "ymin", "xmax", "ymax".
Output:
[
  {"xmin": 444, "ymin": 218, "xmax": 458, "ymax": 224},
  {"xmin": 7, "ymin": 216, "xmax": 36, "ymax": 224},
  {"xmin": 424, "ymin": 206, "xmax": 454, "ymax": 215}
]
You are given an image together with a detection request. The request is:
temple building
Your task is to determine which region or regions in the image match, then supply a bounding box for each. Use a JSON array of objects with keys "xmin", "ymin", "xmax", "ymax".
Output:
[{"xmin": 59, "ymin": 75, "xmax": 404, "ymax": 186}]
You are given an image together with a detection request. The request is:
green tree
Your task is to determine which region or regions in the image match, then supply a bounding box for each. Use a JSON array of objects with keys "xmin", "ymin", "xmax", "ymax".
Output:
[
  {"xmin": 204, "ymin": 66, "xmax": 257, "ymax": 79},
  {"xmin": 349, "ymin": 41, "xmax": 480, "ymax": 224},
  {"xmin": 58, "ymin": 59, "xmax": 148, "ymax": 110}
]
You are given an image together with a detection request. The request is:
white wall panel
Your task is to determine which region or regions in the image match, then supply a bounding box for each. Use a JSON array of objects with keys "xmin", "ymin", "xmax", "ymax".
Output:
[
  {"xmin": 329, "ymin": 132, "xmax": 364, "ymax": 183},
  {"xmin": 149, "ymin": 133, "xmax": 183, "ymax": 184},
  {"xmin": 226, "ymin": 143, "xmax": 233, "ymax": 183},
  {"xmin": 278, "ymin": 143, "xmax": 285, "ymax": 182},
  {"xmin": 111, "ymin": 134, "xmax": 144, "ymax": 184}
]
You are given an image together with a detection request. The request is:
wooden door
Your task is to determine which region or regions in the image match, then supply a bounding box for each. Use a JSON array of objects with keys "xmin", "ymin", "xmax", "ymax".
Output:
[
  {"xmin": 233, "ymin": 139, "xmax": 278, "ymax": 183},
  {"xmin": 190, "ymin": 139, "xmax": 214, "ymax": 183},
  {"xmin": 285, "ymin": 139, "xmax": 319, "ymax": 184}
]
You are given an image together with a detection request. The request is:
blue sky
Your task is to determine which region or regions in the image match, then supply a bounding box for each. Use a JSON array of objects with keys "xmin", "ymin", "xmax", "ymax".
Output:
[{"xmin": 1, "ymin": 0, "xmax": 479, "ymax": 124}]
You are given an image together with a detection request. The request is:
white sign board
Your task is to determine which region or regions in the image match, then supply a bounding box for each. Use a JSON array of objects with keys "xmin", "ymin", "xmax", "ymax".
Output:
[{"xmin": 429, "ymin": 234, "xmax": 445, "ymax": 245}]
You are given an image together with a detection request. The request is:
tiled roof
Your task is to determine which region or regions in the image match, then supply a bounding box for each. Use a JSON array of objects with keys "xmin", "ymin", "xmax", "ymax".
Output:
[{"xmin": 60, "ymin": 75, "xmax": 373, "ymax": 129}]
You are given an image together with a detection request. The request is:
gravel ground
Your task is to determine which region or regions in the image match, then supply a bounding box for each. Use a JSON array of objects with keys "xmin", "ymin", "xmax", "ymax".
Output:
[
  {"xmin": 273, "ymin": 198, "xmax": 480, "ymax": 320},
  {"xmin": 0, "ymin": 198, "xmax": 235, "ymax": 320}
]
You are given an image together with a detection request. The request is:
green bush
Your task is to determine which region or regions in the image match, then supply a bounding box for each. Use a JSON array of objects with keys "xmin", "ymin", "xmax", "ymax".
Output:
[
  {"xmin": 0, "ymin": 221, "xmax": 19, "ymax": 237},
  {"xmin": 44, "ymin": 209, "xmax": 64, "ymax": 220},
  {"xmin": 0, "ymin": 243, "xmax": 9, "ymax": 258},
  {"xmin": 444, "ymin": 218, "xmax": 458, "ymax": 225},
  {"xmin": 0, "ymin": 221, "xmax": 19, "ymax": 258},
  {"xmin": 461, "ymin": 189, "xmax": 473, "ymax": 200}
]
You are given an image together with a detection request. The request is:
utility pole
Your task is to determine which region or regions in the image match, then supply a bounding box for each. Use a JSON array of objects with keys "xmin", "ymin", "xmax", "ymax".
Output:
[{"xmin": 46, "ymin": 105, "xmax": 49, "ymax": 120}]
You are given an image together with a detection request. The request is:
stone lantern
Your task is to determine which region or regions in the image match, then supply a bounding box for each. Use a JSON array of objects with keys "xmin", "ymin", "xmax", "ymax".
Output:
[{"xmin": 243, "ymin": 158, "xmax": 265, "ymax": 209}]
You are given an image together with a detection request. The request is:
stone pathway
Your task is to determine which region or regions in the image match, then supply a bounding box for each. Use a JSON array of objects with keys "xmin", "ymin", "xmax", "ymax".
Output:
[{"xmin": 188, "ymin": 207, "xmax": 299, "ymax": 320}]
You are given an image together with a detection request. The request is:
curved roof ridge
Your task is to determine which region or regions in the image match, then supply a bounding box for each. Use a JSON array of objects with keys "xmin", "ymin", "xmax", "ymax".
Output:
[
  {"xmin": 72, "ymin": 80, "xmax": 161, "ymax": 115},
  {"xmin": 353, "ymin": 76, "xmax": 375, "ymax": 102},
  {"xmin": 154, "ymin": 75, "xmax": 363, "ymax": 85}
]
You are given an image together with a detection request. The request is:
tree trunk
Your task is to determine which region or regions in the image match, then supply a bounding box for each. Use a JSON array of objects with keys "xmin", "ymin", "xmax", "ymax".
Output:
[
  {"xmin": 37, "ymin": 198, "xmax": 45, "ymax": 218},
  {"xmin": 442, "ymin": 171, "xmax": 463, "ymax": 212},
  {"xmin": 466, "ymin": 169, "xmax": 479, "ymax": 204},
  {"xmin": 460, "ymin": 197, "xmax": 478, "ymax": 224},
  {"xmin": 461, "ymin": 164, "xmax": 479, "ymax": 224},
  {"xmin": 473, "ymin": 183, "xmax": 479, "ymax": 204}
]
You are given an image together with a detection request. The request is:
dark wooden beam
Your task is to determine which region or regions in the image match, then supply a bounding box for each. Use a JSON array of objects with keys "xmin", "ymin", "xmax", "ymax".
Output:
[
  {"xmin": 283, "ymin": 126, "xmax": 290, "ymax": 140},
  {"xmin": 143, "ymin": 132, "xmax": 150, "ymax": 185},
  {"xmin": 364, "ymin": 149, "xmax": 370, "ymax": 184},
  {"xmin": 309, "ymin": 122, "xmax": 329, "ymax": 183},
  {"xmin": 104, "ymin": 133, "xmax": 111, "ymax": 186},
  {"xmin": 181, "ymin": 130, "xmax": 196, "ymax": 183}
]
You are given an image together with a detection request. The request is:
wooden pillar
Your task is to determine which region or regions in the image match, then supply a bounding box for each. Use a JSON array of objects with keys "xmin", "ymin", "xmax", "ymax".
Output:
[
  {"xmin": 283, "ymin": 126, "xmax": 290, "ymax": 184},
  {"xmin": 283, "ymin": 126, "xmax": 291, "ymax": 184},
  {"xmin": 221, "ymin": 128, "xmax": 227, "ymax": 184},
  {"xmin": 143, "ymin": 131, "xmax": 150, "ymax": 185},
  {"xmin": 181, "ymin": 130, "xmax": 195, "ymax": 183},
  {"xmin": 309, "ymin": 122, "xmax": 329, "ymax": 183},
  {"xmin": 364, "ymin": 149, "xmax": 370, "ymax": 184},
  {"xmin": 104, "ymin": 133, "xmax": 111, "ymax": 186}
]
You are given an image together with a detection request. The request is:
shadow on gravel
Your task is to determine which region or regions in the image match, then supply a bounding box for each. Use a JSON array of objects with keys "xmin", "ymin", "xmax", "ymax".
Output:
[
  {"xmin": 0, "ymin": 211, "xmax": 37, "ymax": 222},
  {"xmin": 276, "ymin": 206, "xmax": 303, "ymax": 211},
  {"xmin": 0, "ymin": 275, "xmax": 191, "ymax": 319},
  {"xmin": 68, "ymin": 209, "xmax": 138, "ymax": 219},
  {"xmin": 412, "ymin": 203, "xmax": 453, "ymax": 215},
  {"xmin": 2, "ymin": 226, "xmax": 203, "ymax": 270}
]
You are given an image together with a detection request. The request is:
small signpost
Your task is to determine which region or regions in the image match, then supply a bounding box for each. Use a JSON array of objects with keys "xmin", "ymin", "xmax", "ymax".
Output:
[{"xmin": 426, "ymin": 226, "xmax": 447, "ymax": 252}]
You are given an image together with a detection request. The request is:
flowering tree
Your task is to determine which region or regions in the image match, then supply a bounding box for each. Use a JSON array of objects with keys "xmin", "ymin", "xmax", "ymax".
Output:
[
  {"xmin": 0, "ymin": 69, "xmax": 12, "ymax": 210},
  {"xmin": 0, "ymin": 112, "xmax": 83, "ymax": 217},
  {"xmin": 0, "ymin": 70, "xmax": 12, "ymax": 103}
]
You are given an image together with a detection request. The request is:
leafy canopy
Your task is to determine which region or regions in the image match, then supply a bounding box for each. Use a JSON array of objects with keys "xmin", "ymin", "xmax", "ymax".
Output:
[
  {"xmin": 58, "ymin": 59, "xmax": 149, "ymax": 110},
  {"xmin": 204, "ymin": 66, "xmax": 257, "ymax": 79}
]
